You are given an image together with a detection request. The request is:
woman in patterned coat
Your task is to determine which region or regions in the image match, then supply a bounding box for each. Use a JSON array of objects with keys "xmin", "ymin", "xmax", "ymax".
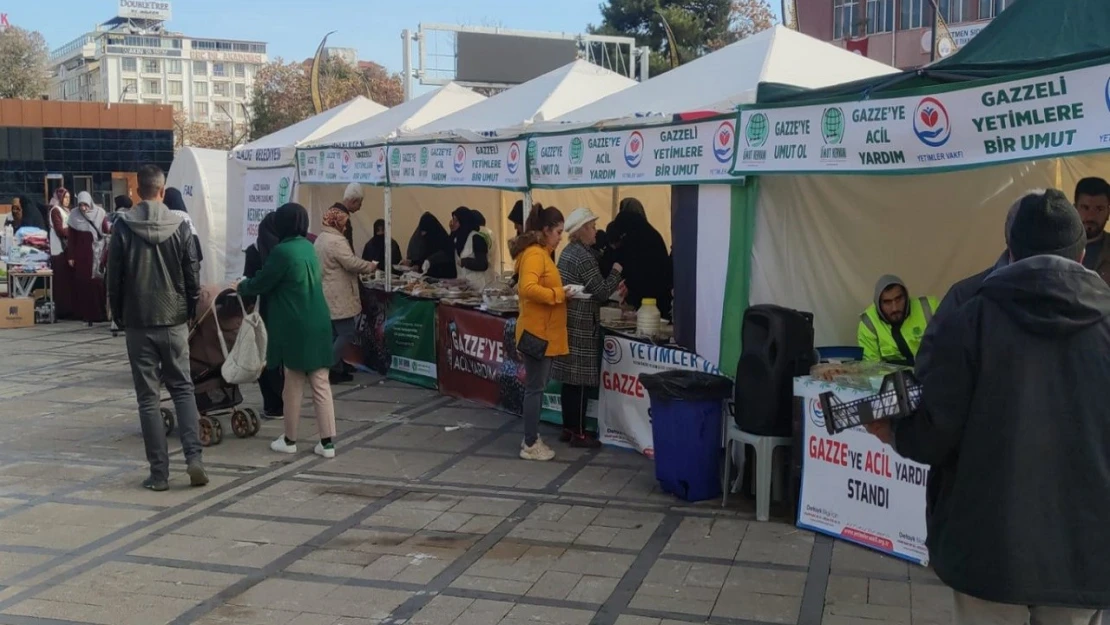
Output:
[{"xmin": 552, "ymin": 208, "xmax": 623, "ymax": 448}]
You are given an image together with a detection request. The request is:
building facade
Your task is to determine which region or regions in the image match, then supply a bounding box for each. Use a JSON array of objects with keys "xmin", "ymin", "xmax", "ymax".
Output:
[
  {"xmin": 0, "ymin": 99, "xmax": 174, "ymax": 206},
  {"xmin": 795, "ymin": 0, "xmax": 1015, "ymax": 69},
  {"xmin": 48, "ymin": 2, "xmax": 267, "ymax": 134}
]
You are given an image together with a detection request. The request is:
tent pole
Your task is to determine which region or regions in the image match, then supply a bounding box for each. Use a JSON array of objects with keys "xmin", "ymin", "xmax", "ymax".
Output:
[
  {"xmin": 384, "ymin": 186, "xmax": 393, "ymax": 292},
  {"xmin": 611, "ymin": 186, "xmax": 620, "ymax": 220}
]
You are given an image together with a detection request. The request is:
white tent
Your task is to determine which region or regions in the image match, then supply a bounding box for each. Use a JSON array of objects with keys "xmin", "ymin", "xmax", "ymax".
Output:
[
  {"xmin": 302, "ymin": 83, "xmax": 486, "ymax": 149},
  {"xmin": 166, "ymin": 147, "xmax": 228, "ymax": 286},
  {"xmin": 531, "ymin": 26, "xmax": 898, "ymax": 133},
  {"xmin": 400, "ymin": 60, "xmax": 638, "ymax": 141},
  {"xmin": 225, "ymin": 96, "xmax": 388, "ymax": 281}
]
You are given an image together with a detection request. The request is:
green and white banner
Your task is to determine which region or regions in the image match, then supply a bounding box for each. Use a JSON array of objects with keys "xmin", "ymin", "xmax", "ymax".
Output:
[
  {"xmin": 387, "ymin": 140, "xmax": 527, "ymax": 190},
  {"xmin": 731, "ymin": 63, "xmax": 1107, "ymax": 174},
  {"xmin": 297, "ymin": 146, "xmax": 388, "ymax": 186},
  {"xmin": 527, "ymin": 117, "xmax": 739, "ymax": 188}
]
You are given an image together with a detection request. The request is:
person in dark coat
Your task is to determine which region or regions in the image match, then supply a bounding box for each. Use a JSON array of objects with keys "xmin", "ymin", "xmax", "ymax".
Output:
[
  {"xmin": 870, "ymin": 188, "xmax": 1110, "ymax": 622},
  {"xmin": 362, "ymin": 219, "xmax": 401, "ymax": 270},
  {"xmin": 163, "ymin": 187, "xmax": 203, "ymax": 264},
  {"xmin": 410, "ymin": 212, "xmax": 456, "ymax": 279},
  {"xmin": 606, "ymin": 205, "xmax": 672, "ymax": 318},
  {"xmin": 5, "ymin": 196, "xmax": 47, "ymax": 231},
  {"xmin": 243, "ymin": 211, "xmax": 285, "ymax": 419}
]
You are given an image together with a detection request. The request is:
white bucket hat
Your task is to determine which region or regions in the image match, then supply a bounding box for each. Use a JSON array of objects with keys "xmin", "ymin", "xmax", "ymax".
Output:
[{"xmin": 564, "ymin": 207, "xmax": 599, "ymax": 236}]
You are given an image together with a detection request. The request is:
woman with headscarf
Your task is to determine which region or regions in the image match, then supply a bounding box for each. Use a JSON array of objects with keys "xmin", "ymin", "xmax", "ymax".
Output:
[
  {"xmin": 361, "ymin": 218, "xmax": 402, "ymax": 270},
  {"xmin": 163, "ymin": 187, "xmax": 204, "ymax": 264},
  {"xmin": 237, "ymin": 203, "xmax": 338, "ymax": 459},
  {"xmin": 47, "ymin": 188, "xmax": 73, "ymax": 319},
  {"xmin": 5, "ymin": 195, "xmax": 47, "ymax": 237},
  {"xmin": 67, "ymin": 191, "xmax": 110, "ymax": 325},
  {"xmin": 607, "ymin": 208, "xmax": 673, "ymax": 319},
  {"xmin": 243, "ymin": 211, "xmax": 285, "ymax": 419},
  {"xmin": 316, "ymin": 205, "xmax": 378, "ymax": 384},
  {"xmin": 451, "ymin": 206, "xmax": 495, "ymax": 290},
  {"xmin": 410, "ymin": 212, "xmax": 456, "ymax": 279}
]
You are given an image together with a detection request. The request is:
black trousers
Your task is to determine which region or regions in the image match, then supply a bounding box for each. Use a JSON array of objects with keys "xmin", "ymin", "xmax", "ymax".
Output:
[
  {"xmin": 560, "ymin": 384, "xmax": 590, "ymax": 435},
  {"xmin": 258, "ymin": 366, "xmax": 285, "ymax": 416}
]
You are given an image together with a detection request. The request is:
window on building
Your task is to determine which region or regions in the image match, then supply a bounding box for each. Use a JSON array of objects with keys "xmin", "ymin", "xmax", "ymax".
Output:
[
  {"xmin": 195, "ymin": 102, "xmax": 209, "ymax": 117},
  {"xmin": 122, "ymin": 78, "xmax": 138, "ymax": 95},
  {"xmin": 145, "ymin": 79, "xmax": 161, "ymax": 95},
  {"xmin": 122, "ymin": 57, "xmax": 137, "ymax": 73},
  {"xmin": 213, "ymin": 82, "xmax": 230, "ymax": 97},
  {"xmin": 865, "ymin": 0, "xmax": 894, "ymax": 34},
  {"xmin": 235, "ymin": 83, "xmax": 246, "ymax": 98},
  {"xmin": 213, "ymin": 63, "xmax": 226, "ymax": 77},
  {"xmin": 194, "ymin": 81, "xmax": 208, "ymax": 96},
  {"xmin": 172, "ymin": 101, "xmax": 183, "ymax": 112},
  {"xmin": 899, "ymin": 0, "xmax": 925, "ymax": 29},
  {"xmin": 833, "ymin": 0, "xmax": 860, "ymax": 39},
  {"xmin": 168, "ymin": 80, "xmax": 183, "ymax": 96},
  {"xmin": 938, "ymin": 0, "xmax": 973, "ymax": 22},
  {"xmin": 978, "ymin": 0, "xmax": 1010, "ymax": 18},
  {"xmin": 193, "ymin": 61, "xmax": 207, "ymax": 75},
  {"xmin": 234, "ymin": 63, "xmax": 246, "ymax": 78},
  {"xmin": 167, "ymin": 59, "xmax": 182, "ymax": 74},
  {"xmin": 143, "ymin": 58, "xmax": 160, "ymax": 73}
]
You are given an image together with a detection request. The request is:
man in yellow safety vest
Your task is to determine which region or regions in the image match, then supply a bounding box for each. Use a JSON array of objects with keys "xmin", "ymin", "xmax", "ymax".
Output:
[{"xmin": 858, "ymin": 275, "xmax": 938, "ymax": 366}]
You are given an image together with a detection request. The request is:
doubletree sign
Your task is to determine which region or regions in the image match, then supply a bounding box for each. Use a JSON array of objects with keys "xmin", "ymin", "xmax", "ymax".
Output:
[{"xmin": 0, "ymin": 13, "xmax": 11, "ymax": 27}]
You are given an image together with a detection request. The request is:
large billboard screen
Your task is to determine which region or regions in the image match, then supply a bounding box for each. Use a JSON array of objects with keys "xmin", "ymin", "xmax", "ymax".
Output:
[{"xmin": 455, "ymin": 32, "xmax": 579, "ymax": 85}]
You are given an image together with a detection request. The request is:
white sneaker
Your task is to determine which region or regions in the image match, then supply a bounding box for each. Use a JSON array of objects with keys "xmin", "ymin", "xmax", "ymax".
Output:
[
  {"xmin": 314, "ymin": 442, "xmax": 336, "ymax": 459},
  {"xmin": 270, "ymin": 436, "xmax": 297, "ymax": 454},
  {"xmin": 520, "ymin": 437, "xmax": 555, "ymax": 461}
]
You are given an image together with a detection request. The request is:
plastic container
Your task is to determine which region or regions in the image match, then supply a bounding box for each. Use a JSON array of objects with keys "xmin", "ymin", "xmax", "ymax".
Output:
[
  {"xmin": 637, "ymin": 298, "xmax": 661, "ymax": 336},
  {"xmin": 641, "ymin": 370, "xmax": 734, "ymax": 502}
]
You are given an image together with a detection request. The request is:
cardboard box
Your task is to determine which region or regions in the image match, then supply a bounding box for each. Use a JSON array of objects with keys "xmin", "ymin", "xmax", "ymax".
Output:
[{"xmin": 0, "ymin": 298, "xmax": 34, "ymax": 329}]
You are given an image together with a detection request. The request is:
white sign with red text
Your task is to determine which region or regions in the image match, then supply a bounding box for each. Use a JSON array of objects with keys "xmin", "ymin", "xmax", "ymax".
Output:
[
  {"xmin": 598, "ymin": 335, "xmax": 721, "ymax": 457},
  {"xmin": 794, "ymin": 376, "xmax": 929, "ymax": 566}
]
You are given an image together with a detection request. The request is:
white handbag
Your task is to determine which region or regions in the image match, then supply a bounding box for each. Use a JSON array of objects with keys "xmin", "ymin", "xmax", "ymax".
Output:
[{"xmin": 212, "ymin": 292, "xmax": 268, "ymax": 385}]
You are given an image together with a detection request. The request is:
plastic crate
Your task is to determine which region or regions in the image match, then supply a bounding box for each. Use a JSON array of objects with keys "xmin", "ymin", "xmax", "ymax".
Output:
[{"xmin": 818, "ymin": 371, "xmax": 921, "ymax": 435}]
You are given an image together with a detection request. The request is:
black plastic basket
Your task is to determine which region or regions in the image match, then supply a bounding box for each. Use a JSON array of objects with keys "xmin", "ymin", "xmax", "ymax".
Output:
[{"xmin": 819, "ymin": 371, "xmax": 922, "ymax": 435}]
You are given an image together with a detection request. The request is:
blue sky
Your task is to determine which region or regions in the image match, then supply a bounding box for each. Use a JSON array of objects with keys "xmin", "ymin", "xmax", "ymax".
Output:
[{"xmin": 20, "ymin": 0, "xmax": 615, "ymax": 72}]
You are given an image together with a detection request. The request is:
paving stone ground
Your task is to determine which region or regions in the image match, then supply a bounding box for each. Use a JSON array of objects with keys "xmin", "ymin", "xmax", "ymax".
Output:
[{"xmin": 0, "ymin": 322, "xmax": 956, "ymax": 625}]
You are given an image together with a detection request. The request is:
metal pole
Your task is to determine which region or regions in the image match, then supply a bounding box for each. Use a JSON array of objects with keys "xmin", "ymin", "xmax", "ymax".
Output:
[
  {"xmin": 891, "ymin": 0, "xmax": 898, "ymax": 67},
  {"xmin": 401, "ymin": 29, "xmax": 413, "ymax": 102},
  {"xmin": 639, "ymin": 47, "xmax": 650, "ymax": 81},
  {"xmin": 384, "ymin": 186, "xmax": 393, "ymax": 292},
  {"xmin": 929, "ymin": 0, "xmax": 938, "ymax": 62}
]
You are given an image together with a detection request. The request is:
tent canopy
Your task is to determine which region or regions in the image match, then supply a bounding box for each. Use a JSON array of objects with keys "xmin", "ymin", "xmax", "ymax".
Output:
[
  {"xmin": 532, "ymin": 26, "xmax": 896, "ymax": 131},
  {"xmin": 400, "ymin": 60, "xmax": 637, "ymax": 141},
  {"xmin": 302, "ymin": 83, "xmax": 486, "ymax": 149},
  {"xmin": 234, "ymin": 96, "xmax": 387, "ymax": 165},
  {"xmin": 758, "ymin": 0, "xmax": 1110, "ymax": 105},
  {"xmin": 166, "ymin": 147, "xmax": 228, "ymax": 286}
]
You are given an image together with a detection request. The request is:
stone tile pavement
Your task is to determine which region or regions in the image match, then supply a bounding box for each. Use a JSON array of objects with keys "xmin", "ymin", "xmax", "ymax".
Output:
[{"xmin": 0, "ymin": 322, "xmax": 956, "ymax": 625}]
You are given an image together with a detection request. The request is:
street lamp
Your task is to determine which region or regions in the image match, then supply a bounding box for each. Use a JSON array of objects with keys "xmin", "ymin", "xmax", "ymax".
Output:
[{"xmin": 107, "ymin": 82, "xmax": 136, "ymax": 109}]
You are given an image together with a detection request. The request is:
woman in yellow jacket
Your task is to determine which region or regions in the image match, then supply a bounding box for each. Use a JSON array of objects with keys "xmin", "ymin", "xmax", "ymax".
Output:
[{"xmin": 509, "ymin": 204, "xmax": 570, "ymax": 462}]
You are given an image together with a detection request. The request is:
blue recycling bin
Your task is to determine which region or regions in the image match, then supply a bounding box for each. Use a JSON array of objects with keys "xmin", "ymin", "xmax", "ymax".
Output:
[{"xmin": 642, "ymin": 370, "xmax": 733, "ymax": 503}]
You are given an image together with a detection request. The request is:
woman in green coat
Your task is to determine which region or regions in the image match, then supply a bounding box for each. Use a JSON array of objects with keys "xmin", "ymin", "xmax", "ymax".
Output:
[{"xmin": 237, "ymin": 203, "xmax": 339, "ymax": 459}]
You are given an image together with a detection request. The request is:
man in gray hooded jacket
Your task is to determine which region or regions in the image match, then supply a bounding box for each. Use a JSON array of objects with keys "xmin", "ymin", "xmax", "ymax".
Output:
[{"xmin": 108, "ymin": 164, "xmax": 207, "ymax": 492}]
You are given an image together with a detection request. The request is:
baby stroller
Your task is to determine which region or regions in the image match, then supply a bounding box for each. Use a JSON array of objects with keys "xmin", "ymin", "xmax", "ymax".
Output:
[{"xmin": 160, "ymin": 285, "xmax": 262, "ymax": 446}]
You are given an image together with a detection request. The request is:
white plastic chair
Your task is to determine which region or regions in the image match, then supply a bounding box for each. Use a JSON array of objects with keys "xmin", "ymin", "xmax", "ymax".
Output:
[{"xmin": 722, "ymin": 421, "xmax": 791, "ymax": 521}]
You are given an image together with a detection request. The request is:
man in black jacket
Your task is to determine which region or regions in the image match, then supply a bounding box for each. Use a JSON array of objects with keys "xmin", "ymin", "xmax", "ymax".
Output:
[
  {"xmin": 108, "ymin": 165, "xmax": 208, "ymax": 492},
  {"xmin": 871, "ymin": 189, "xmax": 1109, "ymax": 623}
]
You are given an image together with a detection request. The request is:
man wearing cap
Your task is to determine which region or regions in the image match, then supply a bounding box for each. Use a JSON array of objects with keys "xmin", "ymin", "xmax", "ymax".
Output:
[
  {"xmin": 869, "ymin": 189, "xmax": 1110, "ymax": 623},
  {"xmin": 328, "ymin": 182, "xmax": 363, "ymax": 251},
  {"xmin": 857, "ymin": 276, "xmax": 937, "ymax": 366}
]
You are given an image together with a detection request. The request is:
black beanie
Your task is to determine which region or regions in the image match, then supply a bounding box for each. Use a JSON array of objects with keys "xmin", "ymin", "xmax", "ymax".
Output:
[{"xmin": 1008, "ymin": 189, "xmax": 1085, "ymax": 261}]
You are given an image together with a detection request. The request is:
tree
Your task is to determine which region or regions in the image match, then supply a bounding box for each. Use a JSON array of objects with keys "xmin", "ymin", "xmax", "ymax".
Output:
[
  {"xmin": 590, "ymin": 0, "xmax": 775, "ymax": 75},
  {"xmin": 249, "ymin": 57, "xmax": 404, "ymax": 140},
  {"xmin": 173, "ymin": 109, "xmax": 240, "ymax": 151},
  {"xmin": 0, "ymin": 26, "xmax": 49, "ymax": 99}
]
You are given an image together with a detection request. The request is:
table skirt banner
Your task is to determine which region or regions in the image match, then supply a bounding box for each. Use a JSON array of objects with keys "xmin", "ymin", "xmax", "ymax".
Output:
[
  {"xmin": 598, "ymin": 333, "xmax": 722, "ymax": 457},
  {"xmin": 436, "ymin": 304, "xmax": 561, "ymax": 423},
  {"xmin": 349, "ymin": 288, "xmax": 438, "ymax": 389},
  {"xmin": 794, "ymin": 376, "xmax": 929, "ymax": 566}
]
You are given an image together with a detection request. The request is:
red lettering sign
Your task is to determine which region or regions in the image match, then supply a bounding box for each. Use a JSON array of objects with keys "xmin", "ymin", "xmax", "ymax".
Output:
[
  {"xmin": 602, "ymin": 371, "xmax": 644, "ymax": 398},
  {"xmin": 0, "ymin": 14, "xmax": 9, "ymax": 27},
  {"xmin": 808, "ymin": 435, "xmax": 849, "ymax": 467}
]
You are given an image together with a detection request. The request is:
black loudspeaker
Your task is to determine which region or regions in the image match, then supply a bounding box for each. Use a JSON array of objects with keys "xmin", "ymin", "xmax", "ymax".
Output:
[{"xmin": 734, "ymin": 304, "xmax": 816, "ymax": 436}]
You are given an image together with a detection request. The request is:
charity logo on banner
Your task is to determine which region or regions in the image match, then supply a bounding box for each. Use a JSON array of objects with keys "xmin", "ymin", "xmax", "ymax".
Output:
[
  {"xmin": 385, "ymin": 295, "xmax": 438, "ymax": 388},
  {"xmin": 297, "ymin": 146, "xmax": 387, "ymax": 185},
  {"xmin": 528, "ymin": 117, "xmax": 738, "ymax": 188},
  {"xmin": 388, "ymin": 141, "xmax": 527, "ymax": 190},
  {"xmin": 241, "ymin": 167, "xmax": 294, "ymax": 250},
  {"xmin": 793, "ymin": 377, "xmax": 929, "ymax": 566},
  {"xmin": 732, "ymin": 64, "xmax": 1108, "ymax": 174},
  {"xmin": 598, "ymin": 334, "xmax": 722, "ymax": 457}
]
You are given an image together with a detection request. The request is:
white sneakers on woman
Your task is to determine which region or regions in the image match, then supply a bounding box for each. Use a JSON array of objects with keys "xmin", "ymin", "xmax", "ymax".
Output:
[
  {"xmin": 270, "ymin": 436, "xmax": 336, "ymax": 459},
  {"xmin": 520, "ymin": 437, "xmax": 556, "ymax": 461}
]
